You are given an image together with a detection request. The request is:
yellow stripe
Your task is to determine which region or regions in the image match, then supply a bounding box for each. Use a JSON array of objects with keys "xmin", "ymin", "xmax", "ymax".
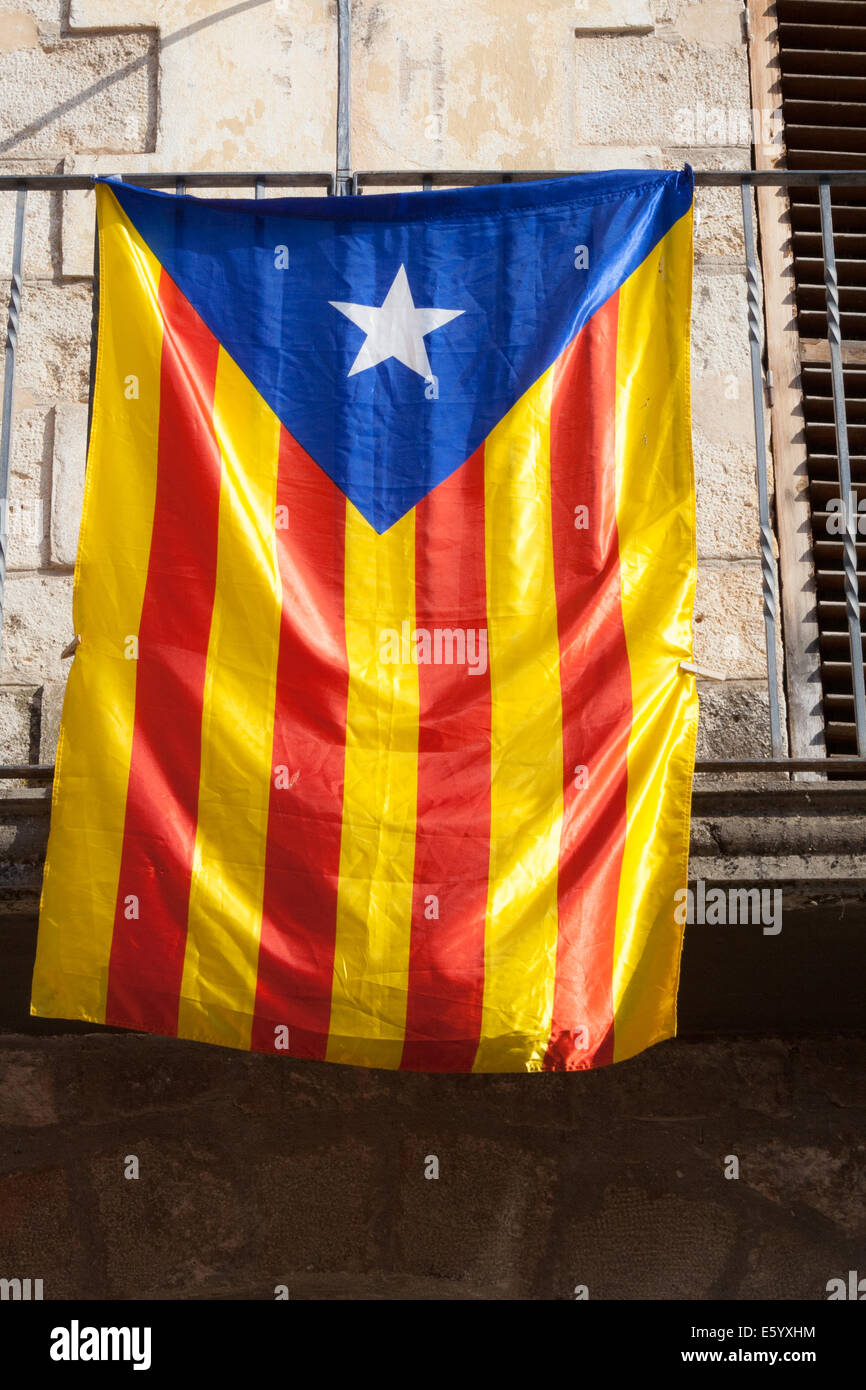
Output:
[
  {"xmin": 473, "ymin": 366, "xmax": 564, "ymax": 1072},
  {"xmin": 176, "ymin": 349, "xmax": 282, "ymax": 1050},
  {"xmin": 612, "ymin": 211, "xmax": 699, "ymax": 1061},
  {"xmin": 326, "ymin": 503, "xmax": 419, "ymax": 1068},
  {"xmin": 31, "ymin": 187, "xmax": 162, "ymax": 1024}
]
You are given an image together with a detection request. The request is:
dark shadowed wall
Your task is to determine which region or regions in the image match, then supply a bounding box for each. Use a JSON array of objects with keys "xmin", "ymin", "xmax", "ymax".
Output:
[{"xmin": 1, "ymin": 1028, "xmax": 863, "ymax": 1301}]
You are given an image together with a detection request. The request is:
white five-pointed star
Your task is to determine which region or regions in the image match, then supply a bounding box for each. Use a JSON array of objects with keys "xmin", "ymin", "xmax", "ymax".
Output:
[{"xmin": 330, "ymin": 264, "xmax": 464, "ymax": 379}]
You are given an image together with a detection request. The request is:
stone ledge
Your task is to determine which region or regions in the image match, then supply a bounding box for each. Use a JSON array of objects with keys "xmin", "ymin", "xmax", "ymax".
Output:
[{"xmin": 0, "ymin": 779, "xmax": 863, "ymax": 913}]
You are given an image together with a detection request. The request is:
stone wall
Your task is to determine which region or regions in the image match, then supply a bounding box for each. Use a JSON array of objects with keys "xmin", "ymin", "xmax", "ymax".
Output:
[
  {"xmin": 0, "ymin": 0, "xmax": 773, "ymax": 765},
  {"xmin": 1, "ymin": 1030, "xmax": 863, "ymax": 1299},
  {"xmin": 5, "ymin": 773, "xmax": 865, "ymax": 1300}
]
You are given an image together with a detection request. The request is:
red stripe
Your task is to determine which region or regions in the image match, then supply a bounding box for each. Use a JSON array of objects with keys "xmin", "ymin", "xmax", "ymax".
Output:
[
  {"xmin": 545, "ymin": 292, "xmax": 631, "ymax": 1070},
  {"xmin": 105, "ymin": 272, "xmax": 222, "ymax": 1034},
  {"xmin": 249, "ymin": 429, "xmax": 349, "ymax": 1060},
  {"xmin": 400, "ymin": 445, "xmax": 490, "ymax": 1072}
]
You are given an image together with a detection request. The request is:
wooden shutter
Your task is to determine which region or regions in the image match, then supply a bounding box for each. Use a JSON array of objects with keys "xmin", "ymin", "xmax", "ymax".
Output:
[{"xmin": 775, "ymin": 0, "xmax": 866, "ymax": 756}]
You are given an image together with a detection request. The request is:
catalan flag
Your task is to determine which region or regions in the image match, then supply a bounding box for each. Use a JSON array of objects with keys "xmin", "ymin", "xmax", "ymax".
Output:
[{"xmin": 31, "ymin": 169, "xmax": 698, "ymax": 1071}]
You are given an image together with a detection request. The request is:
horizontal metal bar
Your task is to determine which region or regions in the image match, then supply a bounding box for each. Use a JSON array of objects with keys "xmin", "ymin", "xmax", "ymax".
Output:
[
  {"xmin": 0, "ymin": 172, "xmax": 335, "ymax": 192},
  {"xmin": 2, "ymin": 759, "xmax": 866, "ymax": 782},
  {"xmin": 1, "ymin": 170, "xmax": 866, "ymax": 193},
  {"xmin": 352, "ymin": 169, "xmax": 866, "ymax": 189},
  {"xmin": 694, "ymin": 759, "xmax": 866, "ymax": 772}
]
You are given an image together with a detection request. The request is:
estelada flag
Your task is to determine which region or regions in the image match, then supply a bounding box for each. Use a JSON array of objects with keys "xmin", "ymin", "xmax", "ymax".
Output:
[{"xmin": 31, "ymin": 169, "xmax": 698, "ymax": 1071}]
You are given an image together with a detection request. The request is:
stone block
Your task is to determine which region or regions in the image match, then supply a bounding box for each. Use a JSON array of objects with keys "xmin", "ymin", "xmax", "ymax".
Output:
[
  {"xmin": 692, "ymin": 265, "xmax": 756, "ymax": 378},
  {"xmin": 0, "ymin": 1166, "xmax": 83, "ymax": 1298},
  {"xmin": 11, "ymin": 280, "xmax": 92, "ymax": 403},
  {"xmin": 62, "ymin": 154, "xmax": 159, "ymax": 281},
  {"xmin": 91, "ymin": 1138, "xmax": 252, "ymax": 1299},
  {"xmin": 694, "ymin": 562, "xmax": 767, "ymax": 680},
  {"xmin": 49, "ymin": 400, "xmax": 87, "ymax": 567},
  {"xmin": 694, "ymin": 184, "xmax": 748, "ymax": 261},
  {"xmin": 0, "ymin": 1050, "xmax": 57, "ymax": 1126},
  {"xmin": 0, "ymin": 3, "xmax": 64, "ymax": 34},
  {"xmin": 249, "ymin": 1143, "xmax": 384, "ymax": 1283},
  {"xmin": 696, "ymin": 681, "xmax": 772, "ymax": 760},
  {"xmin": 0, "ymin": 31, "xmax": 156, "ymax": 157},
  {"xmin": 37, "ymin": 677, "xmax": 64, "ymax": 761},
  {"xmin": 70, "ymin": 0, "xmax": 335, "ymax": 169},
  {"xmin": 789, "ymin": 1038, "xmax": 866, "ymax": 1114},
  {"xmin": 694, "ymin": 435, "xmax": 761, "ymax": 560},
  {"xmin": 550, "ymin": 1184, "xmax": 738, "ymax": 1298},
  {"xmin": 575, "ymin": 32, "xmax": 749, "ymax": 149},
  {"xmin": 0, "ymin": 160, "xmax": 61, "ymax": 280},
  {"xmin": 585, "ymin": 1037, "xmax": 794, "ymax": 1122},
  {"xmin": 393, "ymin": 1134, "xmax": 555, "ymax": 1294},
  {"xmin": 352, "ymin": 1, "xmax": 578, "ymax": 169},
  {"xmin": 742, "ymin": 1140, "xmax": 866, "ymax": 1238},
  {"xmin": 667, "ymin": 0, "xmax": 745, "ymax": 49},
  {"xmin": 4, "ymin": 407, "xmax": 51, "ymax": 571},
  {"xmin": 86, "ymin": 1132, "xmax": 384, "ymax": 1297},
  {"xmin": 0, "ymin": 8, "xmax": 40, "ymax": 53},
  {"xmin": 50, "ymin": 1034, "xmax": 282, "ymax": 1126},
  {"xmin": 0, "ymin": 857, "xmax": 45, "ymax": 915},
  {"xmin": 687, "ymin": 147, "xmax": 752, "ymax": 263},
  {"xmin": 739, "ymin": 1228, "xmax": 854, "ymax": 1300},
  {"xmin": 0, "ymin": 686, "xmax": 37, "ymax": 763},
  {"xmin": 0, "ymin": 572, "xmax": 73, "ymax": 685},
  {"xmin": 690, "ymin": 265, "xmax": 772, "ymax": 561}
]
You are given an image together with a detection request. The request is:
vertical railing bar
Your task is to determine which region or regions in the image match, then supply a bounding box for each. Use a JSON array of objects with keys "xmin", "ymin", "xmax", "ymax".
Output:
[
  {"xmin": 336, "ymin": 0, "xmax": 351, "ymax": 194},
  {"xmin": 255, "ymin": 176, "xmax": 265, "ymax": 200},
  {"xmin": 86, "ymin": 173, "xmax": 121, "ymax": 451},
  {"xmin": 85, "ymin": 203, "xmax": 100, "ymax": 455},
  {"xmin": 741, "ymin": 179, "xmax": 785, "ymax": 758},
  {"xmin": 820, "ymin": 177, "xmax": 866, "ymax": 756},
  {"xmin": 422, "ymin": 175, "xmax": 432, "ymax": 191},
  {"xmin": 175, "ymin": 176, "xmax": 186, "ymax": 196},
  {"xmin": 0, "ymin": 186, "xmax": 27, "ymax": 668}
]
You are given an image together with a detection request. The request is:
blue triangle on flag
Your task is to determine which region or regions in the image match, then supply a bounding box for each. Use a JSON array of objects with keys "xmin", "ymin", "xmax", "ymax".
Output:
[{"xmin": 107, "ymin": 170, "xmax": 693, "ymax": 534}]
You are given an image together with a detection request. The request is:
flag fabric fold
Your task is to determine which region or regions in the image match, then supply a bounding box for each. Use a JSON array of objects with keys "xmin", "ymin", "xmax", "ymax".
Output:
[{"xmin": 31, "ymin": 169, "xmax": 698, "ymax": 1071}]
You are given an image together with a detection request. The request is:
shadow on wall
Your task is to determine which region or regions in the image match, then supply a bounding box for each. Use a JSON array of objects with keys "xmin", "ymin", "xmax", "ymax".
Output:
[{"xmin": 0, "ymin": 0, "xmax": 271, "ymax": 157}]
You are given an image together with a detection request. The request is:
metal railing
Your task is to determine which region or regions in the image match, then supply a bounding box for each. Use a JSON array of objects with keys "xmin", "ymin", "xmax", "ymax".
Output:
[{"xmin": 1, "ymin": 166, "xmax": 865, "ymax": 781}]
